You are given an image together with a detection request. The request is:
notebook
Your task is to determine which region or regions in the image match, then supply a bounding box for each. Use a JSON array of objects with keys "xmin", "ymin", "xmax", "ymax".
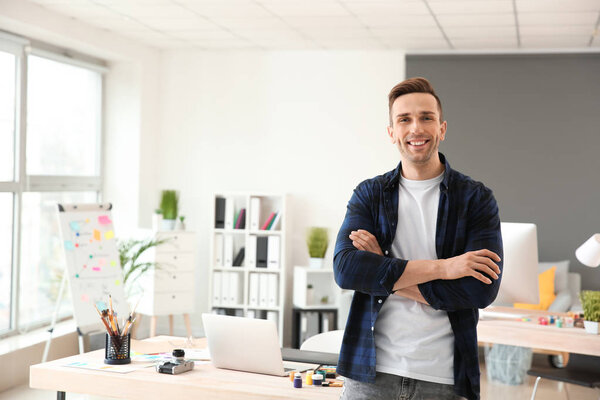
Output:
[{"xmin": 202, "ymin": 313, "xmax": 317, "ymax": 376}]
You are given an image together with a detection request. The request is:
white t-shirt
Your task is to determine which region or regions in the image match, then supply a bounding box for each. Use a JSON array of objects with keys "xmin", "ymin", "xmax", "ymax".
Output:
[{"xmin": 374, "ymin": 171, "xmax": 455, "ymax": 385}]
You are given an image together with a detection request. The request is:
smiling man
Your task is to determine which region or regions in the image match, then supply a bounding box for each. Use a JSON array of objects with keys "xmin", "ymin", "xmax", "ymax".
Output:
[{"xmin": 333, "ymin": 77, "xmax": 503, "ymax": 400}]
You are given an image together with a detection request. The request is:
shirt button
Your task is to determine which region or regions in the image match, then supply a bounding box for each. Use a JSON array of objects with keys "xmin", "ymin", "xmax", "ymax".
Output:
[
  {"xmin": 378, "ymin": 299, "xmax": 382, "ymax": 304},
  {"xmin": 385, "ymin": 250, "xmax": 389, "ymax": 255},
  {"xmin": 371, "ymin": 326, "xmax": 374, "ymax": 331}
]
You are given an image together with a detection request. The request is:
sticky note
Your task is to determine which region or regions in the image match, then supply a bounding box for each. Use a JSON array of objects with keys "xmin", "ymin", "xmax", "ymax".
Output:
[
  {"xmin": 110, "ymin": 260, "xmax": 117, "ymax": 267},
  {"xmin": 98, "ymin": 258, "xmax": 106, "ymax": 266},
  {"xmin": 92, "ymin": 267, "xmax": 101, "ymax": 271},
  {"xmin": 98, "ymin": 215, "xmax": 112, "ymax": 225},
  {"xmin": 81, "ymin": 294, "xmax": 89, "ymax": 302},
  {"xmin": 85, "ymin": 219, "xmax": 90, "ymax": 223},
  {"xmin": 93, "ymin": 229, "xmax": 101, "ymax": 241},
  {"xmin": 64, "ymin": 241, "xmax": 75, "ymax": 250},
  {"xmin": 104, "ymin": 230, "xmax": 114, "ymax": 240},
  {"xmin": 115, "ymin": 280, "xmax": 121, "ymax": 286},
  {"xmin": 69, "ymin": 221, "xmax": 80, "ymax": 231}
]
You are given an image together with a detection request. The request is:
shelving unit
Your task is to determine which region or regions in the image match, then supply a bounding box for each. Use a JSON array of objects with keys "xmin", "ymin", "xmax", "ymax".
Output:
[{"xmin": 208, "ymin": 192, "xmax": 287, "ymax": 345}]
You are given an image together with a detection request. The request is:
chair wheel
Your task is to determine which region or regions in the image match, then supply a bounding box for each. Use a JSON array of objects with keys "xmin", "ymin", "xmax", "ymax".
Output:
[{"xmin": 549, "ymin": 354, "xmax": 565, "ymax": 368}]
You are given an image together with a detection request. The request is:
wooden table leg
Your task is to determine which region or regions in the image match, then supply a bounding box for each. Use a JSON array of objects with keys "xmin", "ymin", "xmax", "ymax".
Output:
[
  {"xmin": 183, "ymin": 314, "xmax": 192, "ymax": 338},
  {"xmin": 169, "ymin": 315, "xmax": 174, "ymax": 336},
  {"xmin": 57, "ymin": 391, "xmax": 66, "ymax": 400},
  {"xmin": 150, "ymin": 316, "xmax": 158, "ymax": 337}
]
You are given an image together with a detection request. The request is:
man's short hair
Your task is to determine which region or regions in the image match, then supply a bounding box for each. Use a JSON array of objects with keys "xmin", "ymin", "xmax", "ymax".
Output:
[{"xmin": 388, "ymin": 77, "xmax": 443, "ymax": 125}]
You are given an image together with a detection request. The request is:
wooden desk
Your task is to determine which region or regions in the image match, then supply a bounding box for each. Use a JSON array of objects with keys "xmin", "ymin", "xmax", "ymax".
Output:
[
  {"xmin": 30, "ymin": 336, "xmax": 342, "ymax": 400},
  {"xmin": 477, "ymin": 307, "xmax": 600, "ymax": 357}
]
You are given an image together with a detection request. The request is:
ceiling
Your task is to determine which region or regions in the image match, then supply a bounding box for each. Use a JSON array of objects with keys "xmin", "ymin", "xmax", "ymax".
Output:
[{"xmin": 28, "ymin": 0, "xmax": 600, "ymax": 51}]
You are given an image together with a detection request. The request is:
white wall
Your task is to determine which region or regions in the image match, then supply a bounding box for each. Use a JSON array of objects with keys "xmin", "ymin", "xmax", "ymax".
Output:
[{"xmin": 149, "ymin": 50, "xmax": 406, "ymax": 342}]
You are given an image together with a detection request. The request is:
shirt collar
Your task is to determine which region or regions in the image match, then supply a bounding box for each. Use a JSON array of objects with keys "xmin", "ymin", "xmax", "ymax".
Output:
[{"xmin": 384, "ymin": 152, "xmax": 451, "ymax": 192}]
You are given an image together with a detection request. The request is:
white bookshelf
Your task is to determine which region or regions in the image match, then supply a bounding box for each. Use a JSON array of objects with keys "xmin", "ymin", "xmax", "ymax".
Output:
[{"xmin": 208, "ymin": 192, "xmax": 287, "ymax": 345}]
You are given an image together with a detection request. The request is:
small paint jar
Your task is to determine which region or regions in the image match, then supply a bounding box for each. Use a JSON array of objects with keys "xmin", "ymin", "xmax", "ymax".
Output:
[
  {"xmin": 565, "ymin": 317, "xmax": 574, "ymax": 328},
  {"xmin": 556, "ymin": 318, "xmax": 564, "ymax": 328},
  {"xmin": 317, "ymin": 370, "xmax": 327, "ymax": 379},
  {"xmin": 306, "ymin": 371, "xmax": 313, "ymax": 385},
  {"xmin": 293, "ymin": 373, "xmax": 302, "ymax": 388},
  {"xmin": 289, "ymin": 371, "xmax": 296, "ymax": 382},
  {"xmin": 312, "ymin": 374, "xmax": 323, "ymax": 386}
]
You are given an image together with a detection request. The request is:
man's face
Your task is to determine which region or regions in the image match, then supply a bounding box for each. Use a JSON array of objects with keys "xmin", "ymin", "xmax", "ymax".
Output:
[{"xmin": 387, "ymin": 92, "xmax": 447, "ymax": 166}]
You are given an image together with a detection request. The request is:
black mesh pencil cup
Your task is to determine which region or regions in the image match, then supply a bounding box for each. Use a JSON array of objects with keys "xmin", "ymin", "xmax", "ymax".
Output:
[{"xmin": 104, "ymin": 333, "xmax": 131, "ymax": 365}]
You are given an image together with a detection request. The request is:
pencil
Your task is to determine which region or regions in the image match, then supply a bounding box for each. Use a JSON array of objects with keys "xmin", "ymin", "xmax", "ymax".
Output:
[{"xmin": 95, "ymin": 304, "xmax": 113, "ymax": 335}]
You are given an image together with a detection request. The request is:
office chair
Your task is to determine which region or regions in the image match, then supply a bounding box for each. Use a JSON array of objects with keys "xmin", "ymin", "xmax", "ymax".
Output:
[{"xmin": 528, "ymin": 353, "xmax": 600, "ymax": 400}]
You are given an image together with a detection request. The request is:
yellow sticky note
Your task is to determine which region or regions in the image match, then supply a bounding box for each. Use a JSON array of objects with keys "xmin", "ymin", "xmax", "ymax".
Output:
[
  {"xmin": 115, "ymin": 280, "xmax": 121, "ymax": 286},
  {"xmin": 104, "ymin": 230, "xmax": 114, "ymax": 240},
  {"xmin": 93, "ymin": 229, "xmax": 101, "ymax": 241}
]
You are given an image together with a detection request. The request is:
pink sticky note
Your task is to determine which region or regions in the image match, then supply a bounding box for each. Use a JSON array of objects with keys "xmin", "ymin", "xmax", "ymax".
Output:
[
  {"xmin": 81, "ymin": 294, "xmax": 89, "ymax": 302},
  {"xmin": 98, "ymin": 258, "xmax": 106, "ymax": 266},
  {"xmin": 98, "ymin": 215, "xmax": 112, "ymax": 225},
  {"xmin": 92, "ymin": 267, "xmax": 101, "ymax": 271}
]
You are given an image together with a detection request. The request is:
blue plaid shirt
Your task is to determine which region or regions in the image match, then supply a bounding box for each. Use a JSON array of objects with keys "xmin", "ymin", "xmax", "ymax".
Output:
[{"xmin": 333, "ymin": 153, "xmax": 503, "ymax": 400}]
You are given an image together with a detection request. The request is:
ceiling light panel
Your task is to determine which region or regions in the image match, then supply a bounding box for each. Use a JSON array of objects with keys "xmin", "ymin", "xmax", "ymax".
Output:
[
  {"xmin": 516, "ymin": 0, "xmax": 600, "ymax": 13},
  {"xmin": 436, "ymin": 13, "xmax": 515, "ymax": 27},
  {"xmin": 518, "ymin": 12, "xmax": 600, "ymax": 25},
  {"xmin": 342, "ymin": 1, "xmax": 430, "ymax": 15},
  {"xmin": 258, "ymin": 1, "xmax": 351, "ymax": 17},
  {"xmin": 427, "ymin": 1, "xmax": 514, "ymax": 15}
]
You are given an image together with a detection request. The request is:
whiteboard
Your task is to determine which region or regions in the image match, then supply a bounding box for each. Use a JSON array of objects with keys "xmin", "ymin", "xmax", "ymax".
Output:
[{"xmin": 57, "ymin": 203, "xmax": 129, "ymax": 334}]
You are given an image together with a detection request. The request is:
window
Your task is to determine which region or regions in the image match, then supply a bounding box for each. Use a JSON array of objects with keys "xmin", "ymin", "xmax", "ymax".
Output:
[{"xmin": 0, "ymin": 33, "xmax": 105, "ymax": 336}]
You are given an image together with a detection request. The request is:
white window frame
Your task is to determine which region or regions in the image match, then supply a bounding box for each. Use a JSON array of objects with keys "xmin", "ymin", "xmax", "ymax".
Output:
[{"xmin": 0, "ymin": 31, "xmax": 107, "ymax": 337}]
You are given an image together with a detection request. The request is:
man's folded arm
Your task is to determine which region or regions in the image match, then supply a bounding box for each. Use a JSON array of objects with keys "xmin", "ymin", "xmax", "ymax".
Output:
[
  {"xmin": 333, "ymin": 185, "xmax": 408, "ymax": 296},
  {"xmin": 418, "ymin": 187, "xmax": 504, "ymax": 311}
]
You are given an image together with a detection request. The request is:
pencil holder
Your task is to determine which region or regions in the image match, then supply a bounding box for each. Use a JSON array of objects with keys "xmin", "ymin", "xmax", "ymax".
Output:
[{"xmin": 104, "ymin": 333, "xmax": 131, "ymax": 365}]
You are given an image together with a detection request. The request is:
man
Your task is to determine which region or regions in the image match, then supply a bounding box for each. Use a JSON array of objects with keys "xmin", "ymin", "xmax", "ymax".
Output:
[{"xmin": 333, "ymin": 77, "xmax": 503, "ymax": 400}]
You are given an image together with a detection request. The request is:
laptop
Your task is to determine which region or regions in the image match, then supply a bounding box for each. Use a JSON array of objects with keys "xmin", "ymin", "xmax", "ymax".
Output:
[{"xmin": 202, "ymin": 313, "xmax": 317, "ymax": 376}]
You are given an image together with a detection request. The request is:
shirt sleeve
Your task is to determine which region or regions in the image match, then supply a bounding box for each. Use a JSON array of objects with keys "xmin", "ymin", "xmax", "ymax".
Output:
[
  {"xmin": 333, "ymin": 182, "xmax": 408, "ymax": 296},
  {"xmin": 418, "ymin": 186, "xmax": 504, "ymax": 311}
]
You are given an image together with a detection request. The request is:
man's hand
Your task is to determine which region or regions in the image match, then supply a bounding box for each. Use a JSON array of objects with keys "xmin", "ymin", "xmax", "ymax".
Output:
[
  {"xmin": 349, "ymin": 229, "xmax": 383, "ymax": 256},
  {"xmin": 438, "ymin": 249, "xmax": 501, "ymax": 284}
]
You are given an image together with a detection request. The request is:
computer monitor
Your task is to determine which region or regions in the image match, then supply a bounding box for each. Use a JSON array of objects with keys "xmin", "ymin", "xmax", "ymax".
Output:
[{"xmin": 492, "ymin": 222, "xmax": 540, "ymax": 306}]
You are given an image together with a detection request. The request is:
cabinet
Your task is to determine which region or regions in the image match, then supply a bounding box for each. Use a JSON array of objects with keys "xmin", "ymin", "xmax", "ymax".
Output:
[
  {"xmin": 135, "ymin": 230, "xmax": 196, "ymax": 337},
  {"xmin": 209, "ymin": 192, "xmax": 287, "ymax": 344}
]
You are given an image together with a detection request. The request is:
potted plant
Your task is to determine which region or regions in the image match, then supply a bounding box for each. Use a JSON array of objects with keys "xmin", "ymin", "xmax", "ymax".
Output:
[
  {"xmin": 118, "ymin": 236, "xmax": 170, "ymax": 297},
  {"xmin": 580, "ymin": 290, "xmax": 600, "ymax": 334},
  {"xmin": 159, "ymin": 190, "xmax": 179, "ymax": 230},
  {"xmin": 306, "ymin": 227, "xmax": 328, "ymax": 269}
]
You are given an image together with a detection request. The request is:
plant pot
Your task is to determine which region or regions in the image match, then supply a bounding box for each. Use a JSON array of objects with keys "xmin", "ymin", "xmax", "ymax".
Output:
[
  {"xmin": 175, "ymin": 220, "xmax": 186, "ymax": 231},
  {"xmin": 583, "ymin": 320, "xmax": 599, "ymax": 334},
  {"xmin": 152, "ymin": 213, "xmax": 163, "ymax": 231},
  {"xmin": 309, "ymin": 257, "xmax": 324, "ymax": 269},
  {"xmin": 161, "ymin": 219, "xmax": 176, "ymax": 231}
]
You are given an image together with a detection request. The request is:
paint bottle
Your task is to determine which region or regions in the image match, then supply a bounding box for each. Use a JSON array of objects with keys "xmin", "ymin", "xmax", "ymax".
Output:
[
  {"xmin": 293, "ymin": 373, "xmax": 302, "ymax": 388},
  {"xmin": 306, "ymin": 371, "xmax": 313, "ymax": 385},
  {"xmin": 313, "ymin": 374, "xmax": 323, "ymax": 386}
]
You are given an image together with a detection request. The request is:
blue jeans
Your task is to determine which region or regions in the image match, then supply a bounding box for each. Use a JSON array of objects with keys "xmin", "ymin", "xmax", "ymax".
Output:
[{"xmin": 340, "ymin": 372, "xmax": 465, "ymax": 400}]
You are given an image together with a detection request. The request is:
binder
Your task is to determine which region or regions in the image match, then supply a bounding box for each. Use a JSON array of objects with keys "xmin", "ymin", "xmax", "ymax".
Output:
[
  {"xmin": 261, "ymin": 212, "xmax": 276, "ymax": 230},
  {"xmin": 247, "ymin": 235, "xmax": 257, "ymax": 268},
  {"xmin": 221, "ymin": 271, "xmax": 230, "ymax": 305},
  {"xmin": 266, "ymin": 311, "xmax": 278, "ymax": 326},
  {"xmin": 269, "ymin": 213, "xmax": 281, "ymax": 230},
  {"xmin": 248, "ymin": 273, "xmax": 259, "ymax": 307},
  {"xmin": 250, "ymin": 197, "xmax": 261, "ymax": 230},
  {"xmin": 233, "ymin": 247, "xmax": 245, "ymax": 267},
  {"xmin": 212, "ymin": 271, "xmax": 222, "ymax": 305},
  {"xmin": 229, "ymin": 272, "xmax": 239, "ymax": 305},
  {"xmin": 256, "ymin": 236, "xmax": 268, "ymax": 268},
  {"xmin": 267, "ymin": 236, "xmax": 280, "ymax": 269},
  {"xmin": 235, "ymin": 208, "xmax": 246, "ymax": 229},
  {"xmin": 224, "ymin": 196, "xmax": 235, "ymax": 229},
  {"xmin": 224, "ymin": 235, "xmax": 233, "ymax": 267},
  {"xmin": 215, "ymin": 197, "xmax": 226, "ymax": 228},
  {"xmin": 259, "ymin": 274, "xmax": 269, "ymax": 307},
  {"xmin": 214, "ymin": 234, "xmax": 224, "ymax": 267},
  {"xmin": 247, "ymin": 309, "xmax": 256, "ymax": 319},
  {"xmin": 267, "ymin": 273, "xmax": 278, "ymax": 307}
]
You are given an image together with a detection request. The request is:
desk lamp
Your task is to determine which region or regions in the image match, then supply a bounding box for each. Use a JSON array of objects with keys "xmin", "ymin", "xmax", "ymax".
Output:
[{"xmin": 576, "ymin": 234, "xmax": 600, "ymax": 267}]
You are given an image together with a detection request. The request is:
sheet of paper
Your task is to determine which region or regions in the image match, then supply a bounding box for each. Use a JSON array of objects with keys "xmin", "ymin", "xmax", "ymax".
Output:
[{"xmin": 64, "ymin": 361, "xmax": 137, "ymax": 374}]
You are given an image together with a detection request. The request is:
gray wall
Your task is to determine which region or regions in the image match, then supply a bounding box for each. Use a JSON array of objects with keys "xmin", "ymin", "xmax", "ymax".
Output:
[{"xmin": 406, "ymin": 53, "xmax": 600, "ymax": 290}]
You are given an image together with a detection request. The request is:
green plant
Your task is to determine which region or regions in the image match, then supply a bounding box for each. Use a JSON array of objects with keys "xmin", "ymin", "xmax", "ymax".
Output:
[
  {"xmin": 580, "ymin": 290, "xmax": 600, "ymax": 322},
  {"xmin": 179, "ymin": 215, "xmax": 185, "ymax": 223},
  {"xmin": 307, "ymin": 284, "xmax": 314, "ymax": 289},
  {"xmin": 118, "ymin": 237, "xmax": 170, "ymax": 289},
  {"xmin": 306, "ymin": 227, "xmax": 328, "ymax": 258},
  {"xmin": 320, "ymin": 296, "xmax": 329, "ymax": 304},
  {"xmin": 159, "ymin": 190, "xmax": 179, "ymax": 220}
]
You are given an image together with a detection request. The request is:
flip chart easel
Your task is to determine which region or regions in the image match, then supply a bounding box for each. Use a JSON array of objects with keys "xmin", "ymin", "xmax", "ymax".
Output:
[{"xmin": 42, "ymin": 203, "xmax": 129, "ymax": 362}]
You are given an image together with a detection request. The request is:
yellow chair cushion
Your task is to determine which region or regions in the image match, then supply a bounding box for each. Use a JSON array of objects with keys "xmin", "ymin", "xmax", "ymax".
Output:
[{"xmin": 514, "ymin": 266, "xmax": 557, "ymax": 310}]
